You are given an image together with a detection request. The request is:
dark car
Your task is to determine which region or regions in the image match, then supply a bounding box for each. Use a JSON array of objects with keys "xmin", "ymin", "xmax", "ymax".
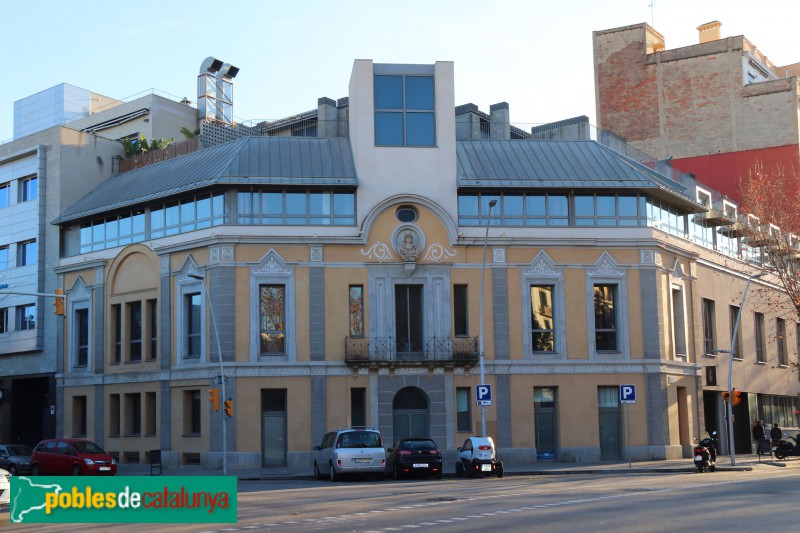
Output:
[
  {"xmin": 386, "ymin": 438, "xmax": 443, "ymax": 479},
  {"xmin": 0, "ymin": 444, "xmax": 33, "ymax": 476},
  {"xmin": 31, "ymin": 438, "xmax": 117, "ymax": 476}
]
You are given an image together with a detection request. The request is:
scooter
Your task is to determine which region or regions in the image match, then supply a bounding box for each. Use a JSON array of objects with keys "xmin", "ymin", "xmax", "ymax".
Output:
[
  {"xmin": 773, "ymin": 434, "xmax": 800, "ymax": 460},
  {"xmin": 693, "ymin": 431, "xmax": 718, "ymax": 472}
]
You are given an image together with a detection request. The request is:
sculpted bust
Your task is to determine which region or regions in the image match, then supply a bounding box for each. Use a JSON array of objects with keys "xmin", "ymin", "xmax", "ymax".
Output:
[{"xmin": 398, "ymin": 231, "xmax": 419, "ymax": 262}]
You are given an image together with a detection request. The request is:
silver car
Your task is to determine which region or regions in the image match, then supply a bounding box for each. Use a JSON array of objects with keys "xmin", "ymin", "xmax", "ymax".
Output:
[
  {"xmin": 0, "ymin": 444, "xmax": 33, "ymax": 476},
  {"xmin": 313, "ymin": 428, "xmax": 385, "ymax": 481}
]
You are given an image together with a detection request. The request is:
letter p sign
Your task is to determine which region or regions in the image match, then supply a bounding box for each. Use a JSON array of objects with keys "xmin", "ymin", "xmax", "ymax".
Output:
[
  {"xmin": 620, "ymin": 384, "xmax": 636, "ymax": 404},
  {"xmin": 476, "ymin": 384, "xmax": 492, "ymax": 406}
]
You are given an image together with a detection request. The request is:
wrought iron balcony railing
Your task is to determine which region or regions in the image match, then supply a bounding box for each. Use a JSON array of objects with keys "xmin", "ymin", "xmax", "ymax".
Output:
[{"xmin": 344, "ymin": 336, "xmax": 479, "ymax": 366}]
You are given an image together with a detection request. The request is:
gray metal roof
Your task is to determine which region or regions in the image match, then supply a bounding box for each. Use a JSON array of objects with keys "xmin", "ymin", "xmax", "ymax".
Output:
[
  {"xmin": 456, "ymin": 140, "xmax": 704, "ymax": 212},
  {"xmin": 54, "ymin": 136, "xmax": 357, "ymax": 224}
]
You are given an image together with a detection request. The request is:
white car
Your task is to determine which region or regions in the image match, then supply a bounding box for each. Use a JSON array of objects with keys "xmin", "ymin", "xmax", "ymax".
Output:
[
  {"xmin": 0, "ymin": 467, "xmax": 10, "ymax": 506},
  {"xmin": 456, "ymin": 436, "xmax": 504, "ymax": 478},
  {"xmin": 313, "ymin": 428, "xmax": 386, "ymax": 481}
]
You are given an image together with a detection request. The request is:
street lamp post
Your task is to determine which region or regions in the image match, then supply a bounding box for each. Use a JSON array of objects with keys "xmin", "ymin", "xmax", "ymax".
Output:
[
  {"xmin": 722, "ymin": 271, "xmax": 766, "ymax": 466},
  {"xmin": 188, "ymin": 272, "xmax": 227, "ymax": 475},
  {"xmin": 478, "ymin": 199, "xmax": 497, "ymax": 437}
]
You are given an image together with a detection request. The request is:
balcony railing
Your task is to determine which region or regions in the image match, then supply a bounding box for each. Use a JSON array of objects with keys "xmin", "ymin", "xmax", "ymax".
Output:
[{"xmin": 344, "ymin": 336, "xmax": 479, "ymax": 366}]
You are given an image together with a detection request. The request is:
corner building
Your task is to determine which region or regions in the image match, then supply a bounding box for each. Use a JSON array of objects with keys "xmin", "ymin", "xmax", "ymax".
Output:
[{"xmin": 53, "ymin": 60, "xmax": 800, "ymax": 469}]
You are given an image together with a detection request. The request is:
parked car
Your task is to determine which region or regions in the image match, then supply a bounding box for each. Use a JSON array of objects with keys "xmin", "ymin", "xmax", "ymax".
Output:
[
  {"xmin": 31, "ymin": 438, "xmax": 117, "ymax": 476},
  {"xmin": 0, "ymin": 468, "xmax": 10, "ymax": 507},
  {"xmin": 455, "ymin": 436, "xmax": 503, "ymax": 478},
  {"xmin": 0, "ymin": 444, "xmax": 33, "ymax": 476},
  {"xmin": 386, "ymin": 438, "xmax": 442, "ymax": 479},
  {"xmin": 314, "ymin": 427, "xmax": 385, "ymax": 481}
]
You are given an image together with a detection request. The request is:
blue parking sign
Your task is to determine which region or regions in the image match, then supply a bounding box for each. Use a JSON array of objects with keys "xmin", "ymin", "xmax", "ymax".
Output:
[
  {"xmin": 476, "ymin": 384, "xmax": 492, "ymax": 406},
  {"xmin": 620, "ymin": 384, "xmax": 636, "ymax": 403}
]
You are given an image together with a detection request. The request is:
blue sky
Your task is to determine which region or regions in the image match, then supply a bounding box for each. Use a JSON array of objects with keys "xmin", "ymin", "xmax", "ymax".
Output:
[{"xmin": 2, "ymin": 0, "xmax": 798, "ymax": 142}]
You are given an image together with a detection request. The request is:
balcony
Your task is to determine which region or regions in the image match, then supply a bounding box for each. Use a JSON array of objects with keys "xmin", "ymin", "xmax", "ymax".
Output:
[{"xmin": 344, "ymin": 336, "xmax": 479, "ymax": 368}]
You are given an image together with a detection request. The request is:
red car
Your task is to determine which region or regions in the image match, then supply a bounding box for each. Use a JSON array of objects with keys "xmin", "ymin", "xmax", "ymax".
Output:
[{"xmin": 31, "ymin": 439, "xmax": 117, "ymax": 476}]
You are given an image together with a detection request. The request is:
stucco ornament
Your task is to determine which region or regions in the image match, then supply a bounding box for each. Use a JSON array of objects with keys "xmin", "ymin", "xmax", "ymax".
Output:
[
  {"xmin": 361, "ymin": 241, "xmax": 394, "ymax": 263},
  {"xmin": 398, "ymin": 231, "xmax": 420, "ymax": 262},
  {"xmin": 422, "ymin": 242, "xmax": 457, "ymax": 263}
]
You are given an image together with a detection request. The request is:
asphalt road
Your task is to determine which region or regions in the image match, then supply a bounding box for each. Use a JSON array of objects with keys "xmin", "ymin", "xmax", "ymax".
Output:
[{"xmin": 2, "ymin": 469, "xmax": 798, "ymax": 532}]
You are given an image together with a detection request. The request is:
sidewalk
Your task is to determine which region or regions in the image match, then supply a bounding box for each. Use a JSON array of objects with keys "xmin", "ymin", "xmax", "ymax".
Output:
[{"xmin": 116, "ymin": 454, "xmax": 800, "ymax": 480}]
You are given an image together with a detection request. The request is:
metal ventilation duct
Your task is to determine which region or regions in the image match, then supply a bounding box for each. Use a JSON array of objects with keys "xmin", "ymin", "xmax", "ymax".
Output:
[{"xmin": 197, "ymin": 57, "xmax": 239, "ymax": 127}]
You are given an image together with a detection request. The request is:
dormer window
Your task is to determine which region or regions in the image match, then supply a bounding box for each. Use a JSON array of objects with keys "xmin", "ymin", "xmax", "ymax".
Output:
[{"xmin": 374, "ymin": 73, "xmax": 435, "ymax": 147}]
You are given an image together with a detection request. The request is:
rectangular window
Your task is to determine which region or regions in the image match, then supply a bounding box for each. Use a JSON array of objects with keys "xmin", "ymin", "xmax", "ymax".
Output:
[
  {"xmin": 593, "ymin": 285, "xmax": 617, "ymax": 351},
  {"xmin": 184, "ymin": 390, "xmax": 201, "ymax": 435},
  {"xmin": 0, "ymin": 183, "xmax": 9, "ymax": 208},
  {"xmin": 754, "ymin": 312, "xmax": 766, "ymax": 363},
  {"xmin": 72, "ymin": 396, "xmax": 87, "ymax": 437},
  {"xmin": 671, "ymin": 287, "xmax": 687, "ymax": 357},
  {"xmin": 17, "ymin": 304, "xmax": 35, "ymax": 330},
  {"xmin": 259, "ymin": 284, "xmax": 286, "ymax": 354},
  {"xmin": 702, "ymin": 298, "xmax": 716, "ymax": 355},
  {"xmin": 145, "ymin": 392, "xmax": 157, "ymax": 436},
  {"xmin": 20, "ymin": 176, "xmax": 37, "ymax": 202},
  {"xmin": 351, "ymin": 388, "xmax": 366, "ymax": 427},
  {"xmin": 76, "ymin": 308, "xmax": 89, "ymax": 367},
  {"xmin": 374, "ymin": 74, "xmax": 435, "ymax": 147},
  {"xmin": 729, "ymin": 305, "xmax": 742, "ymax": 359},
  {"xmin": 0, "ymin": 246, "xmax": 7, "ymax": 270},
  {"xmin": 456, "ymin": 387, "xmax": 471, "ymax": 432},
  {"xmin": 111, "ymin": 304, "xmax": 121, "ymax": 364},
  {"xmin": 124, "ymin": 393, "xmax": 141, "ymax": 436},
  {"xmin": 777, "ymin": 318, "xmax": 787, "ymax": 366},
  {"xmin": 128, "ymin": 301, "xmax": 142, "ymax": 362},
  {"xmin": 531, "ymin": 285, "xmax": 555, "ymax": 352},
  {"xmin": 148, "ymin": 299, "xmax": 157, "ymax": 360},
  {"xmin": 0, "ymin": 307, "xmax": 6, "ymax": 333},
  {"xmin": 18, "ymin": 240, "xmax": 37, "ymax": 266},
  {"xmin": 109, "ymin": 394, "xmax": 121, "ymax": 437},
  {"xmin": 349, "ymin": 285, "xmax": 364, "ymax": 337},
  {"xmin": 453, "ymin": 285, "xmax": 468, "ymax": 337},
  {"xmin": 186, "ymin": 293, "xmax": 202, "ymax": 358}
]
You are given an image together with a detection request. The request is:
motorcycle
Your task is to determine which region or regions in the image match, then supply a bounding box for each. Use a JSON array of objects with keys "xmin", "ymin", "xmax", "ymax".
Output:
[
  {"xmin": 773, "ymin": 434, "xmax": 800, "ymax": 460},
  {"xmin": 693, "ymin": 431, "xmax": 718, "ymax": 473}
]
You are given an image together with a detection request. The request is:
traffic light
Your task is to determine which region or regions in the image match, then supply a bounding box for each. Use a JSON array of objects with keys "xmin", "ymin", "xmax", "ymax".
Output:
[
  {"xmin": 54, "ymin": 288, "xmax": 64, "ymax": 315},
  {"xmin": 208, "ymin": 388, "xmax": 220, "ymax": 412},
  {"xmin": 732, "ymin": 389, "xmax": 743, "ymax": 406},
  {"xmin": 224, "ymin": 399, "xmax": 233, "ymax": 417}
]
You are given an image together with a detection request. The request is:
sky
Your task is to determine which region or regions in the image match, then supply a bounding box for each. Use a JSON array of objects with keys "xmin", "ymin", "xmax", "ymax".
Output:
[{"xmin": 2, "ymin": 0, "xmax": 798, "ymax": 142}]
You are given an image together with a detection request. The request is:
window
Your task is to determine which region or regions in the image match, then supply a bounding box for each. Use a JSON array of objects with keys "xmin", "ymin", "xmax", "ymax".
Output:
[
  {"xmin": 374, "ymin": 74, "xmax": 435, "ymax": 146},
  {"xmin": 236, "ymin": 190, "xmax": 355, "ymax": 226},
  {"xmin": 124, "ymin": 393, "xmax": 141, "ymax": 436},
  {"xmin": 149, "ymin": 193, "xmax": 225, "ymax": 238},
  {"xmin": 593, "ymin": 285, "xmax": 617, "ymax": 351},
  {"xmin": 349, "ymin": 285, "xmax": 364, "ymax": 337},
  {"xmin": 111, "ymin": 304, "xmax": 121, "ymax": 364},
  {"xmin": 730, "ymin": 306, "xmax": 743, "ymax": 359},
  {"xmin": 755, "ymin": 312, "xmax": 766, "ymax": 363},
  {"xmin": 75, "ymin": 308, "xmax": 89, "ymax": 367},
  {"xmin": 702, "ymin": 299, "xmax": 716, "ymax": 355},
  {"xmin": 351, "ymin": 388, "xmax": 366, "ymax": 427},
  {"xmin": 259, "ymin": 285, "xmax": 286, "ymax": 354},
  {"xmin": 128, "ymin": 301, "xmax": 142, "ymax": 362},
  {"xmin": 18, "ymin": 240, "xmax": 36, "ymax": 266},
  {"xmin": 184, "ymin": 390, "xmax": 201, "ymax": 435},
  {"xmin": 72, "ymin": 396, "xmax": 87, "ymax": 437},
  {"xmin": 186, "ymin": 293, "xmax": 202, "ymax": 359},
  {"xmin": 0, "ymin": 307, "xmax": 7, "ymax": 333},
  {"xmin": 396, "ymin": 206, "xmax": 418, "ymax": 223},
  {"xmin": 777, "ymin": 318, "xmax": 787, "ymax": 366},
  {"xmin": 109, "ymin": 394, "xmax": 121, "ymax": 437},
  {"xmin": 0, "ymin": 183, "xmax": 9, "ymax": 208},
  {"xmin": 456, "ymin": 387, "xmax": 471, "ymax": 432},
  {"xmin": 530, "ymin": 286, "xmax": 555, "ymax": 352},
  {"xmin": 0, "ymin": 245, "xmax": 7, "ymax": 270},
  {"xmin": 671, "ymin": 286, "xmax": 687, "ymax": 357},
  {"xmin": 17, "ymin": 304, "xmax": 35, "ymax": 330},
  {"xmin": 20, "ymin": 176, "xmax": 37, "ymax": 202},
  {"xmin": 145, "ymin": 392, "xmax": 157, "ymax": 436},
  {"xmin": 453, "ymin": 285, "xmax": 468, "ymax": 337},
  {"xmin": 148, "ymin": 299, "xmax": 158, "ymax": 360}
]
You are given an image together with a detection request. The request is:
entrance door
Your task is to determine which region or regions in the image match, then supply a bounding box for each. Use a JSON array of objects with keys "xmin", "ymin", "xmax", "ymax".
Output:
[
  {"xmin": 598, "ymin": 387, "xmax": 621, "ymax": 460},
  {"xmin": 262, "ymin": 389, "xmax": 287, "ymax": 467},
  {"xmin": 534, "ymin": 387, "xmax": 557, "ymax": 459},
  {"xmin": 392, "ymin": 387, "xmax": 429, "ymax": 441},
  {"xmin": 395, "ymin": 285, "xmax": 423, "ymax": 357}
]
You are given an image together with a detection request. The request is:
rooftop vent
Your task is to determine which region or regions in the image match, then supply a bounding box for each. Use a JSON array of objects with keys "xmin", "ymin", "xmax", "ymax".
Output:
[
  {"xmin": 197, "ymin": 57, "xmax": 239, "ymax": 128},
  {"xmin": 697, "ymin": 21, "xmax": 722, "ymax": 44}
]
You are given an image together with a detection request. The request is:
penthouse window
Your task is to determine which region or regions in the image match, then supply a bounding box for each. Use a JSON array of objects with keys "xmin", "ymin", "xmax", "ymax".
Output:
[
  {"xmin": 80, "ymin": 210, "xmax": 146, "ymax": 253},
  {"xmin": 374, "ymin": 73, "xmax": 435, "ymax": 146},
  {"xmin": 150, "ymin": 193, "xmax": 225, "ymax": 238},
  {"xmin": 237, "ymin": 190, "xmax": 355, "ymax": 226}
]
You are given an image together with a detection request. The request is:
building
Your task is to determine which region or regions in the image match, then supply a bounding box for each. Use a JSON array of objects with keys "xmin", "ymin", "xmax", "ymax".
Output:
[
  {"xmin": 50, "ymin": 59, "xmax": 800, "ymax": 470},
  {"xmin": 593, "ymin": 21, "xmax": 800, "ymax": 201},
  {"xmin": 0, "ymin": 84, "xmax": 196, "ymax": 445}
]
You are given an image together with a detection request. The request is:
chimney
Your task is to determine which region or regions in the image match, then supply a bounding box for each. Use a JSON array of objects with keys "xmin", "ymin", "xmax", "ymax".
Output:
[{"xmin": 697, "ymin": 21, "xmax": 722, "ymax": 44}]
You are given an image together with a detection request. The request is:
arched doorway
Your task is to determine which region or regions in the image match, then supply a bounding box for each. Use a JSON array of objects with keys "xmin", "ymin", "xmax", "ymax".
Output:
[{"xmin": 393, "ymin": 387, "xmax": 429, "ymax": 442}]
